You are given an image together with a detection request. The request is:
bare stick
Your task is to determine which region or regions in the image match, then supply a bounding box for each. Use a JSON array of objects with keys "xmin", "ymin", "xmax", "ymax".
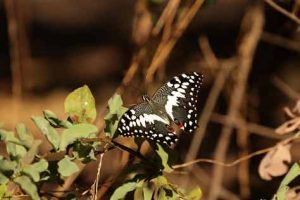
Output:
[
  {"xmin": 236, "ymin": 112, "xmax": 250, "ymax": 198},
  {"xmin": 272, "ymin": 76, "xmax": 300, "ymax": 100},
  {"xmin": 4, "ymin": 0, "xmax": 23, "ymax": 98},
  {"xmin": 175, "ymin": 146, "xmax": 274, "ymax": 169},
  {"xmin": 211, "ymin": 113, "xmax": 284, "ymax": 140},
  {"xmin": 91, "ymin": 153, "xmax": 104, "ymax": 200},
  {"xmin": 262, "ymin": 32, "xmax": 300, "ymax": 53},
  {"xmin": 208, "ymin": 4, "xmax": 264, "ymax": 200},
  {"xmin": 145, "ymin": 0, "xmax": 204, "ymax": 83},
  {"xmin": 184, "ymin": 50, "xmax": 235, "ymax": 165},
  {"xmin": 264, "ymin": 0, "xmax": 300, "ymax": 25}
]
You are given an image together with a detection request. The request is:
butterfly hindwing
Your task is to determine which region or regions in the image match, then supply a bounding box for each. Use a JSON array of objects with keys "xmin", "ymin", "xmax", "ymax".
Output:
[{"xmin": 116, "ymin": 102, "xmax": 178, "ymax": 146}]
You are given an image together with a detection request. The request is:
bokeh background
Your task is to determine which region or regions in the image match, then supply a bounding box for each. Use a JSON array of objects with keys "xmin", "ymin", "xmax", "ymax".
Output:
[{"xmin": 1, "ymin": 0, "xmax": 300, "ymax": 199}]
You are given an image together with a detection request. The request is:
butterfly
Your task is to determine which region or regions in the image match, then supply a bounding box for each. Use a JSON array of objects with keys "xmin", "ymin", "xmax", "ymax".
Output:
[{"xmin": 116, "ymin": 72, "xmax": 203, "ymax": 146}]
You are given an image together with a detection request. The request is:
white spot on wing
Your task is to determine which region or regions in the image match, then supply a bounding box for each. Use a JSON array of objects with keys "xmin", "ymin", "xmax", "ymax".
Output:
[
  {"xmin": 167, "ymin": 82, "xmax": 173, "ymax": 87},
  {"xmin": 139, "ymin": 114, "xmax": 169, "ymax": 127}
]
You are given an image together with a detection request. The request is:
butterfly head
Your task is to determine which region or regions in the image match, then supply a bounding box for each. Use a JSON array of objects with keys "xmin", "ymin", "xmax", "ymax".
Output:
[{"xmin": 142, "ymin": 95, "xmax": 151, "ymax": 103}]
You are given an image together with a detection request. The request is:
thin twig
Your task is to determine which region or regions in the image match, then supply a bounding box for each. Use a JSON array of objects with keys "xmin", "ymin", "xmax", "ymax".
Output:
[
  {"xmin": 236, "ymin": 112, "xmax": 250, "ymax": 198},
  {"xmin": 184, "ymin": 52, "xmax": 235, "ymax": 165},
  {"xmin": 145, "ymin": 0, "xmax": 204, "ymax": 83},
  {"xmin": 175, "ymin": 146, "xmax": 274, "ymax": 169},
  {"xmin": 272, "ymin": 76, "xmax": 300, "ymax": 100},
  {"xmin": 4, "ymin": 0, "xmax": 23, "ymax": 98},
  {"xmin": 198, "ymin": 36, "xmax": 219, "ymax": 69},
  {"xmin": 261, "ymin": 32, "xmax": 300, "ymax": 53},
  {"xmin": 152, "ymin": 0, "xmax": 181, "ymax": 36},
  {"xmin": 208, "ymin": 4, "xmax": 264, "ymax": 200},
  {"xmin": 210, "ymin": 113, "xmax": 285, "ymax": 140},
  {"xmin": 92, "ymin": 153, "xmax": 104, "ymax": 200},
  {"xmin": 264, "ymin": 0, "xmax": 300, "ymax": 25}
]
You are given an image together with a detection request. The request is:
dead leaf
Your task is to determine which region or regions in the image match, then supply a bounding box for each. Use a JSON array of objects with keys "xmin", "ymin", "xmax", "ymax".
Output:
[
  {"xmin": 275, "ymin": 117, "xmax": 300, "ymax": 135},
  {"xmin": 293, "ymin": 100, "xmax": 300, "ymax": 115},
  {"xmin": 286, "ymin": 188, "xmax": 300, "ymax": 200},
  {"xmin": 259, "ymin": 143, "xmax": 292, "ymax": 180}
]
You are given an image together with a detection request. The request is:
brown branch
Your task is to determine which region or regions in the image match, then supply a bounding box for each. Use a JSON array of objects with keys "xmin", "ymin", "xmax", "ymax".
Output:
[
  {"xmin": 184, "ymin": 57, "xmax": 236, "ymax": 166},
  {"xmin": 145, "ymin": 0, "xmax": 204, "ymax": 83},
  {"xmin": 261, "ymin": 32, "xmax": 300, "ymax": 53},
  {"xmin": 174, "ymin": 146, "xmax": 274, "ymax": 169},
  {"xmin": 4, "ymin": 0, "xmax": 23, "ymax": 98},
  {"xmin": 175, "ymin": 131, "xmax": 300, "ymax": 170},
  {"xmin": 236, "ymin": 112, "xmax": 250, "ymax": 198},
  {"xmin": 91, "ymin": 153, "xmax": 104, "ymax": 200},
  {"xmin": 264, "ymin": 0, "xmax": 300, "ymax": 25},
  {"xmin": 272, "ymin": 76, "xmax": 300, "ymax": 100},
  {"xmin": 210, "ymin": 113, "xmax": 285, "ymax": 140},
  {"xmin": 152, "ymin": 0, "xmax": 181, "ymax": 37},
  {"xmin": 208, "ymin": 4, "xmax": 264, "ymax": 200}
]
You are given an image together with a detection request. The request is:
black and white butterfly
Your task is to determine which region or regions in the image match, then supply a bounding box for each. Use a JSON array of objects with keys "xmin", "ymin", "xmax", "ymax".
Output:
[{"xmin": 116, "ymin": 72, "xmax": 203, "ymax": 146}]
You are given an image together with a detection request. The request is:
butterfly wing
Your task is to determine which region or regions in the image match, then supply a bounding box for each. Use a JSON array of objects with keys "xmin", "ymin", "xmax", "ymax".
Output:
[
  {"xmin": 116, "ymin": 102, "xmax": 178, "ymax": 146},
  {"xmin": 152, "ymin": 72, "xmax": 203, "ymax": 133}
]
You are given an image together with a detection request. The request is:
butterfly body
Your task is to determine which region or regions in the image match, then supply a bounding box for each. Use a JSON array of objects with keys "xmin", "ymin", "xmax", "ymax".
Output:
[{"xmin": 117, "ymin": 72, "xmax": 203, "ymax": 146}]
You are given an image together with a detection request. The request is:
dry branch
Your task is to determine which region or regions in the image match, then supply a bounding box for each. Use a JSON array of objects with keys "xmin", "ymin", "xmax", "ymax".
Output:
[{"xmin": 208, "ymin": 4, "xmax": 264, "ymax": 200}]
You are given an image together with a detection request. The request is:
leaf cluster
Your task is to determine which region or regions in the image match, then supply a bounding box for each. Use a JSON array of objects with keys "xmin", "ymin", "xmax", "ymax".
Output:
[
  {"xmin": 0, "ymin": 85, "xmax": 202, "ymax": 200},
  {"xmin": 0, "ymin": 85, "xmax": 99, "ymax": 199}
]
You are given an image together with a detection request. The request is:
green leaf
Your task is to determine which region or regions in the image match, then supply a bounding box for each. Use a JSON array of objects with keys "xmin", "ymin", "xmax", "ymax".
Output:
[
  {"xmin": 279, "ymin": 163, "xmax": 300, "ymax": 188},
  {"xmin": 110, "ymin": 182, "xmax": 138, "ymax": 200},
  {"xmin": 61, "ymin": 193, "xmax": 76, "ymax": 200},
  {"xmin": 43, "ymin": 110, "xmax": 73, "ymax": 128},
  {"xmin": 107, "ymin": 94, "xmax": 127, "ymax": 117},
  {"xmin": 104, "ymin": 119, "xmax": 119, "ymax": 138},
  {"xmin": 186, "ymin": 186, "xmax": 202, "ymax": 200},
  {"xmin": 64, "ymin": 85, "xmax": 96, "ymax": 123},
  {"xmin": 0, "ymin": 173, "xmax": 9, "ymax": 184},
  {"xmin": 276, "ymin": 163, "xmax": 300, "ymax": 200},
  {"xmin": 143, "ymin": 187, "xmax": 153, "ymax": 200},
  {"xmin": 151, "ymin": 176, "xmax": 168, "ymax": 187},
  {"xmin": 156, "ymin": 144, "xmax": 173, "ymax": 172},
  {"xmin": 277, "ymin": 186, "xmax": 289, "ymax": 200},
  {"xmin": 16, "ymin": 123, "xmax": 34, "ymax": 148},
  {"xmin": 59, "ymin": 123, "xmax": 98, "ymax": 151},
  {"xmin": 0, "ymin": 158, "xmax": 17, "ymax": 173},
  {"xmin": 21, "ymin": 140, "xmax": 42, "ymax": 165},
  {"xmin": 104, "ymin": 94, "xmax": 128, "ymax": 138},
  {"xmin": 58, "ymin": 156, "xmax": 79, "ymax": 177},
  {"xmin": 14, "ymin": 175, "xmax": 40, "ymax": 200},
  {"xmin": 158, "ymin": 188, "xmax": 167, "ymax": 200},
  {"xmin": 22, "ymin": 159, "xmax": 48, "ymax": 182},
  {"xmin": 0, "ymin": 184, "xmax": 7, "ymax": 199},
  {"xmin": 134, "ymin": 187, "xmax": 143, "ymax": 200},
  {"xmin": 72, "ymin": 142, "xmax": 96, "ymax": 163},
  {"xmin": 32, "ymin": 116, "xmax": 60, "ymax": 150},
  {"xmin": 0, "ymin": 130, "xmax": 27, "ymax": 159}
]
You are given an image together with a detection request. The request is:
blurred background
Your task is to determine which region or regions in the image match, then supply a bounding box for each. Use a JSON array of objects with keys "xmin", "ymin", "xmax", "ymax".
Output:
[{"xmin": 1, "ymin": 0, "xmax": 300, "ymax": 199}]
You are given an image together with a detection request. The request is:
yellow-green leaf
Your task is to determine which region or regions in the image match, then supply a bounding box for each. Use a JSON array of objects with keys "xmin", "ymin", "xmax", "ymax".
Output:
[
  {"xmin": 110, "ymin": 182, "xmax": 137, "ymax": 200},
  {"xmin": 14, "ymin": 175, "xmax": 40, "ymax": 200},
  {"xmin": 186, "ymin": 186, "xmax": 202, "ymax": 200},
  {"xmin": 59, "ymin": 123, "xmax": 98, "ymax": 151},
  {"xmin": 16, "ymin": 123, "xmax": 34, "ymax": 148},
  {"xmin": 22, "ymin": 159, "xmax": 48, "ymax": 182},
  {"xmin": 32, "ymin": 117, "xmax": 60, "ymax": 150},
  {"xmin": 58, "ymin": 156, "xmax": 79, "ymax": 177},
  {"xmin": 276, "ymin": 163, "xmax": 300, "ymax": 200},
  {"xmin": 156, "ymin": 144, "xmax": 173, "ymax": 172},
  {"xmin": 64, "ymin": 85, "xmax": 96, "ymax": 123}
]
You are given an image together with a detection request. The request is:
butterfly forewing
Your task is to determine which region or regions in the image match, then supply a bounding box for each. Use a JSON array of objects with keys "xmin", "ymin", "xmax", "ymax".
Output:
[
  {"xmin": 152, "ymin": 72, "xmax": 203, "ymax": 133},
  {"xmin": 116, "ymin": 102, "xmax": 178, "ymax": 146},
  {"xmin": 116, "ymin": 72, "xmax": 203, "ymax": 146}
]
